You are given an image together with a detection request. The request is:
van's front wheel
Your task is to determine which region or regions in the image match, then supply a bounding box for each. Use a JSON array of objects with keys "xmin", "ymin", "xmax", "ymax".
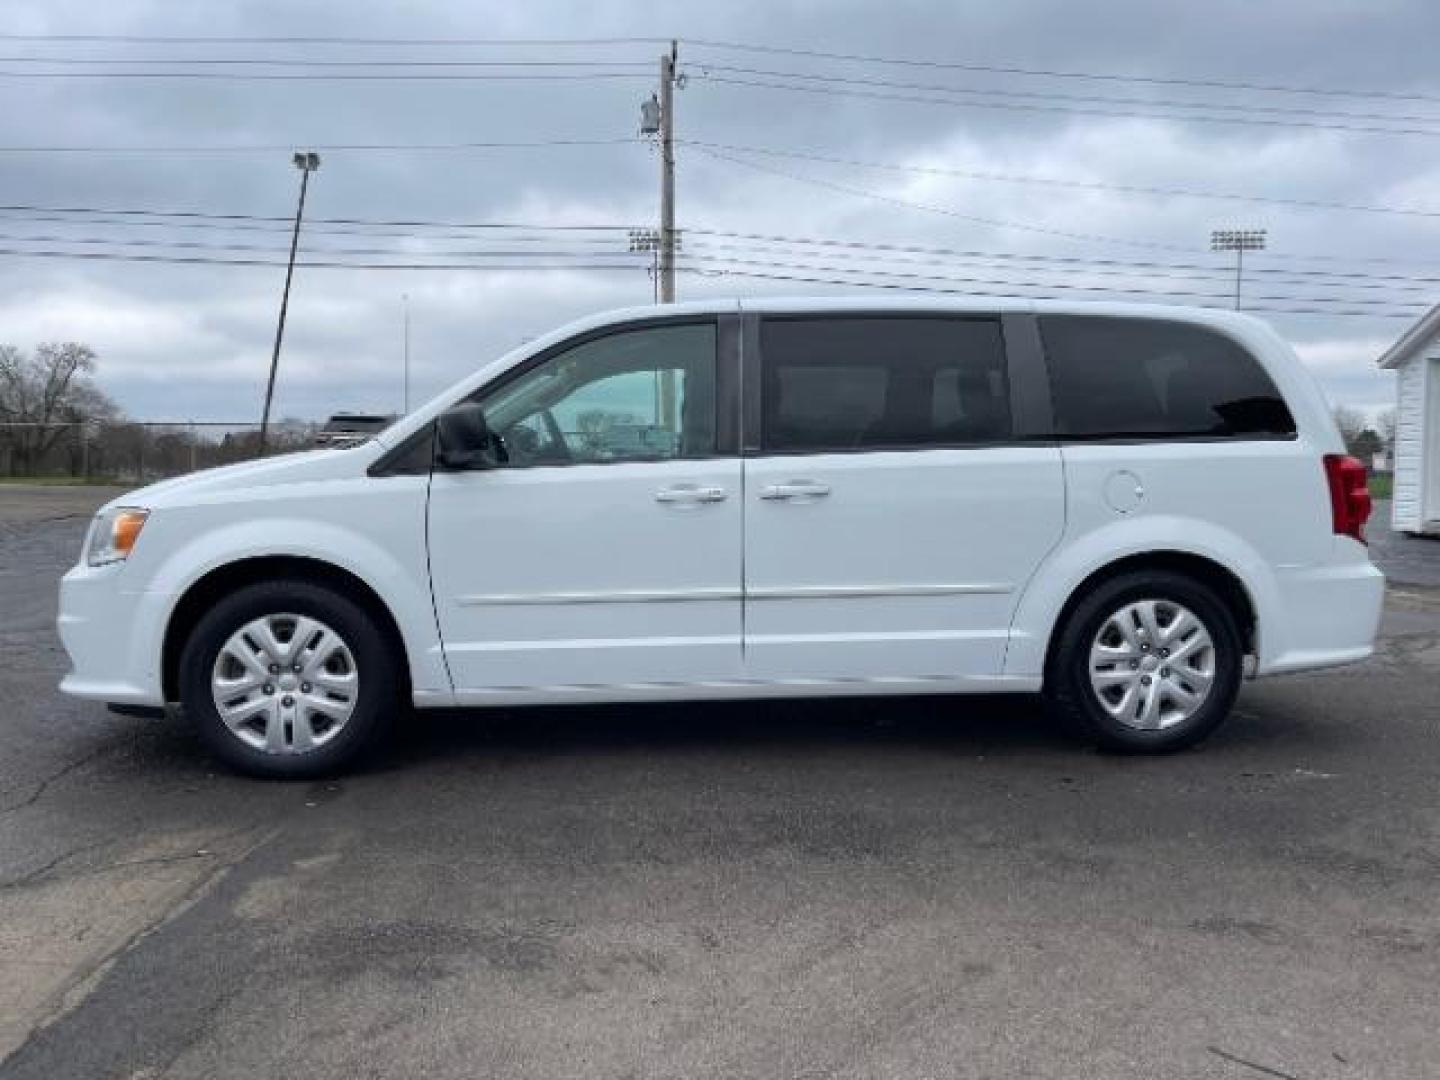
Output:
[
  {"xmin": 178, "ymin": 580, "xmax": 398, "ymax": 777},
  {"xmin": 1044, "ymin": 570, "xmax": 1244, "ymax": 753}
]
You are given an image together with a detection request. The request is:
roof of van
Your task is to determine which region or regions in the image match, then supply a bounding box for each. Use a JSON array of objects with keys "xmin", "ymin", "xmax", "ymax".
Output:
[{"xmin": 575, "ymin": 296, "xmax": 1276, "ymax": 335}]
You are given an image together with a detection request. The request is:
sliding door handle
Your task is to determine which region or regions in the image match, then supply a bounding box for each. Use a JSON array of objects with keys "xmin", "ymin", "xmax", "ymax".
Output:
[{"xmin": 759, "ymin": 480, "xmax": 831, "ymax": 501}]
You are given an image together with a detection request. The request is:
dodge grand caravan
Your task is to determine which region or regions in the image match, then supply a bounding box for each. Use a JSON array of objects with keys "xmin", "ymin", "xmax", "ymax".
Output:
[{"xmin": 59, "ymin": 299, "xmax": 1384, "ymax": 777}]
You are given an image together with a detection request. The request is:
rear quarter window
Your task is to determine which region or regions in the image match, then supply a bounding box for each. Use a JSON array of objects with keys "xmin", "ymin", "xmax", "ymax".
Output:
[{"xmin": 1039, "ymin": 315, "xmax": 1296, "ymax": 440}]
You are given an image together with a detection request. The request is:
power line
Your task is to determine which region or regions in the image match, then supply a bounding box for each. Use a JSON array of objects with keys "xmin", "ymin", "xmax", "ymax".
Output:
[
  {"xmin": 696, "ymin": 64, "xmax": 1440, "ymax": 129},
  {"xmin": 0, "ymin": 130, "xmax": 1426, "ymax": 238},
  {"xmin": 0, "ymin": 133, "xmax": 1425, "ymax": 240},
  {"xmin": 0, "ymin": 233, "xmax": 1425, "ymax": 314},
  {"xmin": 695, "ymin": 146, "xmax": 1440, "ymax": 271},
  {"xmin": 683, "ymin": 139, "xmax": 1440, "ymax": 221},
  {"xmin": 681, "ymin": 239, "xmax": 1440, "ymax": 294},
  {"xmin": 0, "ymin": 68, "xmax": 653, "ymax": 82},
  {"xmin": 9, "ymin": 196, "xmax": 1440, "ymax": 275},
  {"xmin": 26, "ymin": 54, "xmax": 1429, "ymax": 133},
  {"xmin": 0, "ymin": 247, "xmax": 655, "ymax": 270},
  {"xmin": 0, "ymin": 207, "xmax": 1414, "ymax": 284},
  {"xmin": 6, "ymin": 31, "xmax": 1432, "ymax": 107},
  {"xmin": 680, "ymin": 264, "xmax": 1426, "ymax": 320},
  {"xmin": 0, "ymin": 56, "xmax": 651, "ymax": 68},
  {"xmin": 693, "ymin": 145, "xmax": 1201, "ymax": 253},
  {"xmin": 675, "ymin": 252, "xmax": 1428, "ymax": 311},
  {"xmin": 694, "ymin": 73, "xmax": 1440, "ymax": 139},
  {"xmin": 0, "ymin": 137, "xmax": 642, "ymax": 154},
  {"xmin": 0, "ymin": 212, "xmax": 640, "ymax": 246},
  {"xmin": 686, "ymin": 223, "xmax": 1440, "ymax": 271},
  {"xmin": 691, "ymin": 180, "xmax": 1440, "ymax": 272},
  {"xmin": 3, "ymin": 215, "xmax": 1436, "ymax": 290},
  {"xmin": 0, "ymin": 34, "xmax": 666, "ymax": 46},
  {"xmin": 0, "ymin": 231, "xmax": 652, "ymax": 259},
  {"xmin": 0, "ymin": 202, "xmax": 635, "ymax": 231},
  {"xmin": 681, "ymin": 38, "xmax": 1440, "ymax": 107}
]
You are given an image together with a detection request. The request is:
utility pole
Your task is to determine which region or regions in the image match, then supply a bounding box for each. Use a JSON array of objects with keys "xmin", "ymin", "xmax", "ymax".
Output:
[
  {"xmin": 638, "ymin": 43, "xmax": 681, "ymax": 304},
  {"xmin": 1210, "ymin": 228, "xmax": 1266, "ymax": 310},
  {"xmin": 658, "ymin": 40, "xmax": 677, "ymax": 304},
  {"xmin": 259, "ymin": 151, "xmax": 320, "ymax": 456},
  {"xmin": 402, "ymin": 292, "xmax": 411, "ymax": 414},
  {"xmin": 637, "ymin": 43, "xmax": 681, "ymax": 434}
]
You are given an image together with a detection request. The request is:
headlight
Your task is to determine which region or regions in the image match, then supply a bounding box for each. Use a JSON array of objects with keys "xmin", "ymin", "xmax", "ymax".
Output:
[{"xmin": 86, "ymin": 507, "xmax": 149, "ymax": 566}]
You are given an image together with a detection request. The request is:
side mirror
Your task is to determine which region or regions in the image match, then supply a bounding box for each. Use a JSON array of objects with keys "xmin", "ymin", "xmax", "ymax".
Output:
[{"xmin": 435, "ymin": 403, "xmax": 501, "ymax": 470}]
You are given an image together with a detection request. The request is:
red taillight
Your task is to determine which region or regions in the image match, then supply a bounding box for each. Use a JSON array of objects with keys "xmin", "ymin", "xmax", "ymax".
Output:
[{"xmin": 1323, "ymin": 454, "xmax": 1372, "ymax": 543}]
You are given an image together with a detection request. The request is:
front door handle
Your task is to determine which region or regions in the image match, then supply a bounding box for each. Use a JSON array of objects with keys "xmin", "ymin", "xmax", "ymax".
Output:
[
  {"xmin": 655, "ymin": 483, "xmax": 727, "ymax": 505},
  {"xmin": 759, "ymin": 480, "xmax": 832, "ymax": 501}
]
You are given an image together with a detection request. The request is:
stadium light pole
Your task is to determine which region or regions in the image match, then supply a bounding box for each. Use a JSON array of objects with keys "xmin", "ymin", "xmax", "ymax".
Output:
[
  {"xmin": 259, "ymin": 151, "xmax": 321, "ymax": 455},
  {"xmin": 1210, "ymin": 228, "xmax": 1267, "ymax": 311}
]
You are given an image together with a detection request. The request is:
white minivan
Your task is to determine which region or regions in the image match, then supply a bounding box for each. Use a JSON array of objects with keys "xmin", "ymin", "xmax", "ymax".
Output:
[{"xmin": 59, "ymin": 299, "xmax": 1383, "ymax": 776}]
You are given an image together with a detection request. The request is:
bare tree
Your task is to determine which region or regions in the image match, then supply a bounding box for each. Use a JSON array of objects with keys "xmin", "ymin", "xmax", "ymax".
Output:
[
  {"xmin": 1332, "ymin": 405, "xmax": 1368, "ymax": 454},
  {"xmin": 0, "ymin": 343, "xmax": 119, "ymax": 474},
  {"xmin": 1376, "ymin": 407, "xmax": 1397, "ymax": 454}
]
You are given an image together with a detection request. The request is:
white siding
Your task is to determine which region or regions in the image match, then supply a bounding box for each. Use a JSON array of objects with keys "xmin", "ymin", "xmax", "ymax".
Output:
[{"xmin": 1392, "ymin": 353, "xmax": 1429, "ymax": 532}]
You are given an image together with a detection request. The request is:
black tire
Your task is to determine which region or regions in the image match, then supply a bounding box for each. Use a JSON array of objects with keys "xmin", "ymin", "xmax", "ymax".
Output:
[
  {"xmin": 178, "ymin": 579, "xmax": 399, "ymax": 778},
  {"xmin": 1043, "ymin": 569, "xmax": 1244, "ymax": 753}
]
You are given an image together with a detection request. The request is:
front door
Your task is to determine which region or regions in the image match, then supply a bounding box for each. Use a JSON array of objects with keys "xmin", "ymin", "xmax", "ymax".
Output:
[
  {"xmin": 742, "ymin": 313, "xmax": 1064, "ymax": 683},
  {"xmin": 428, "ymin": 318, "xmax": 742, "ymax": 696}
]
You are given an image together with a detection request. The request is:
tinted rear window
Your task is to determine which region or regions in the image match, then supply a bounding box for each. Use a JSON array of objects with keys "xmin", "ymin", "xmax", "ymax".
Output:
[
  {"xmin": 760, "ymin": 317, "xmax": 1011, "ymax": 453},
  {"xmin": 1039, "ymin": 315, "xmax": 1295, "ymax": 439}
]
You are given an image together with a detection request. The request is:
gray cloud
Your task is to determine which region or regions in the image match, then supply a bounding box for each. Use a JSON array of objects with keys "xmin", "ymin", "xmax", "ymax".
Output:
[{"xmin": 2, "ymin": 0, "xmax": 1436, "ymax": 423}]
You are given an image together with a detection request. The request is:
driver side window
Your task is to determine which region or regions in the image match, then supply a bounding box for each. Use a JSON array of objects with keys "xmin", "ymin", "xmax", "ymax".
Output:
[{"xmin": 478, "ymin": 321, "xmax": 717, "ymax": 467}]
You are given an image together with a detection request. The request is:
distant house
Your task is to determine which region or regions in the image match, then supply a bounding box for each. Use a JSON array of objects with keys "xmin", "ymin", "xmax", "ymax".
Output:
[{"xmin": 1377, "ymin": 307, "xmax": 1440, "ymax": 535}]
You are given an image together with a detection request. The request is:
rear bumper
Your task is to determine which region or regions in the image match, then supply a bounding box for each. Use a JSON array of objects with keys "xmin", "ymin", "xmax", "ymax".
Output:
[{"xmin": 1257, "ymin": 558, "xmax": 1385, "ymax": 676}]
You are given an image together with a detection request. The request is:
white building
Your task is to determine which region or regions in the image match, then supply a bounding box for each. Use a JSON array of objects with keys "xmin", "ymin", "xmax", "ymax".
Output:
[{"xmin": 1378, "ymin": 307, "xmax": 1440, "ymax": 534}]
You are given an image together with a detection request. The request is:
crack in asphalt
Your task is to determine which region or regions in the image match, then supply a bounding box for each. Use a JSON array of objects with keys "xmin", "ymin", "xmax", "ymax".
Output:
[
  {"xmin": 0, "ymin": 837, "xmax": 113, "ymax": 891},
  {"xmin": 1208, "ymin": 1045, "xmax": 1307, "ymax": 1080},
  {"xmin": 1, "ymin": 817, "xmax": 264, "ymax": 891},
  {"xmin": 0, "ymin": 846, "xmax": 221, "ymax": 892},
  {"xmin": 0, "ymin": 742, "xmax": 116, "ymax": 818}
]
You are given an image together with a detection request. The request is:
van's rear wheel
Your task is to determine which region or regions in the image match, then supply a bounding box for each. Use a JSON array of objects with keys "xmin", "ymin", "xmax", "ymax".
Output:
[
  {"xmin": 178, "ymin": 580, "xmax": 398, "ymax": 777},
  {"xmin": 1044, "ymin": 570, "xmax": 1243, "ymax": 753}
]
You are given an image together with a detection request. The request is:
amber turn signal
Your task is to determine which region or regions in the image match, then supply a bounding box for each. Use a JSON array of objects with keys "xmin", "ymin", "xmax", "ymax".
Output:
[{"xmin": 86, "ymin": 506, "xmax": 150, "ymax": 566}]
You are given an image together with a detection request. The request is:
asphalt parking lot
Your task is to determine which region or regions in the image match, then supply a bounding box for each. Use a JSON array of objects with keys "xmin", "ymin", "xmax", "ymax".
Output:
[{"xmin": 2, "ymin": 486, "xmax": 1439, "ymax": 1079}]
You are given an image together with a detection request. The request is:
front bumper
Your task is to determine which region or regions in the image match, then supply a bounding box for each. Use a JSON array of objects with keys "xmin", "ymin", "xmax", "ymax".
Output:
[
  {"xmin": 1258, "ymin": 557, "xmax": 1385, "ymax": 676},
  {"xmin": 57, "ymin": 563, "xmax": 169, "ymax": 706}
]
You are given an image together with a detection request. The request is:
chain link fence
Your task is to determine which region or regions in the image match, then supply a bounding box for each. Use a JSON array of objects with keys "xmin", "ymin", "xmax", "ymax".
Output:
[{"xmin": 0, "ymin": 421, "xmax": 321, "ymax": 484}]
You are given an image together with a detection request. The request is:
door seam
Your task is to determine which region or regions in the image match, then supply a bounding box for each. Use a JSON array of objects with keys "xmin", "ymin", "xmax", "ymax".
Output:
[
  {"xmin": 422, "ymin": 465, "xmax": 458, "ymax": 697},
  {"xmin": 738, "ymin": 306, "xmax": 748, "ymax": 658}
]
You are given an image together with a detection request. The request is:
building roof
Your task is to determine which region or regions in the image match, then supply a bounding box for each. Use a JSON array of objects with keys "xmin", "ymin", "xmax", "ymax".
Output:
[{"xmin": 1377, "ymin": 302, "xmax": 1440, "ymax": 369}]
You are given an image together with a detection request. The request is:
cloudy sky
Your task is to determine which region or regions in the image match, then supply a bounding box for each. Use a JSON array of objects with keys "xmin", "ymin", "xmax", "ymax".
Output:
[{"xmin": 2, "ymin": 0, "xmax": 1438, "ymax": 423}]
